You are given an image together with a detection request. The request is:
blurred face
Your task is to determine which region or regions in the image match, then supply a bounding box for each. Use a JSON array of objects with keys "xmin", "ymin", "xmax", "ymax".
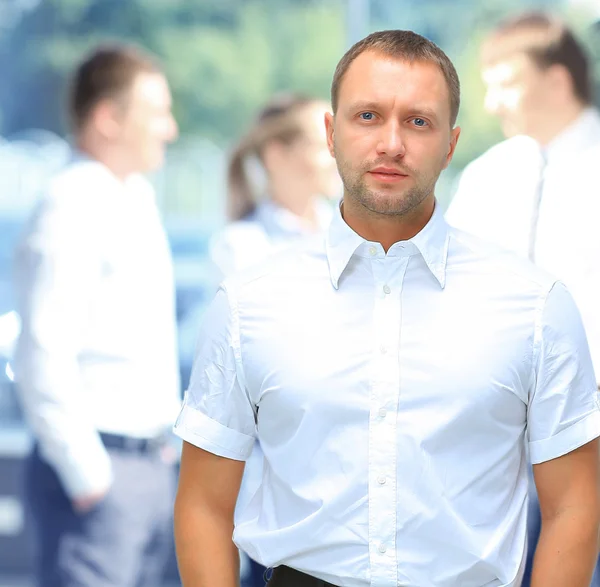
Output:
[
  {"xmin": 115, "ymin": 72, "xmax": 178, "ymax": 173},
  {"xmin": 274, "ymin": 102, "xmax": 341, "ymax": 200},
  {"xmin": 325, "ymin": 51, "xmax": 460, "ymax": 217},
  {"xmin": 482, "ymin": 53, "xmax": 553, "ymax": 139}
]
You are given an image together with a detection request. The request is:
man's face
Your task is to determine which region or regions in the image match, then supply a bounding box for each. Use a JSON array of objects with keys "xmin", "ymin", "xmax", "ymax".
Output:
[
  {"xmin": 325, "ymin": 51, "xmax": 460, "ymax": 218},
  {"xmin": 116, "ymin": 72, "xmax": 178, "ymax": 173},
  {"xmin": 482, "ymin": 53, "xmax": 552, "ymax": 139}
]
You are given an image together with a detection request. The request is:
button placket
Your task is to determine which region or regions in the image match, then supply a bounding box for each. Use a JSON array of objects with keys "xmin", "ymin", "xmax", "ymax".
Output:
[{"xmin": 367, "ymin": 256, "xmax": 408, "ymax": 587}]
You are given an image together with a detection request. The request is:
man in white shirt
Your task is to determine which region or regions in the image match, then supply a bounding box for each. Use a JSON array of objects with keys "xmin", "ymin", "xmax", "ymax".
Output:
[
  {"xmin": 445, "ymin": 12, "xmax": 600, "ymax": 587},
  {"xmin": 14, "ymin": 44, "xmax": 181, "ymax": 587},
  {"xmin": 173, "ymin": 30, "xmax": 600, "ymax": 587}
]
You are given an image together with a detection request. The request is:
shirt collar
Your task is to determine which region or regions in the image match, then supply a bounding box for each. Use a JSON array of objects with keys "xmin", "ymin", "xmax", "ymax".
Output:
[
  {"xmin": 325, "ymin": 200, "xmax": 450, "ymax": 290},
  {"xmin": 544, "ymin": 107, "xmax": 600, "ymax": 163}
]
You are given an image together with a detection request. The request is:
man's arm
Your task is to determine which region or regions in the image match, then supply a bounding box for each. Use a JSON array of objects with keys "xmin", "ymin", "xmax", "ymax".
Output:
[
  {"xmin": 172, "ymin": 283, "xmax": 257, "ymax": 585},
  {"xmin": 530, "ymin": 438, "xmax": 600, "ymax": 587},
  {"xmin": 13, "ymin": 197, "xmax": 112, "ymax": 508},
  {"xmin": 174, "ymin": 441, "xmax": 245, "ymax": 587}
]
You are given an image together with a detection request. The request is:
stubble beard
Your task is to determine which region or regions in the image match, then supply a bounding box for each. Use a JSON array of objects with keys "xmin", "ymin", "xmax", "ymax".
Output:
[{"xmin": 336, "ymin": 154, "xmax": 439, "ymax": 218}]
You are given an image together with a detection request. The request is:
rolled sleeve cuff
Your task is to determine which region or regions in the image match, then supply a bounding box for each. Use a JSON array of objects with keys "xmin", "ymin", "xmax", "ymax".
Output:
[
  {"xmin": 529, "ymin": 408, "xmax": 600, "ymax": 464},
  {"xmin": 173, "ymin": 404, "xmax": 255, "ymax": 461}
]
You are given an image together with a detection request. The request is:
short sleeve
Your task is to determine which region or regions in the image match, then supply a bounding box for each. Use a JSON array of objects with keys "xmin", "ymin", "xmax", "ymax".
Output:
[
  {"xmin": 527, "ymin": 281, "xmax": 600, "ymax": 464},
  {"xmin": 173, "ymin": 286, "xmax": 256, "ymax": 460}
]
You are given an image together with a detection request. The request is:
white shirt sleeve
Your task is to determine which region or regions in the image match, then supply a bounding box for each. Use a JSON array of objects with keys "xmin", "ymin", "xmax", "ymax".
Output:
[
  {"xmin": 527, "ymin": 281, "xmax": 600, "ymax": 464},
  {"xmin": 13, "ymin": 195, "xmax": 113, "ymax": 498},
  {"xmin": 173, "ymin": 285, "xmax": 256, "ymax": 460}
]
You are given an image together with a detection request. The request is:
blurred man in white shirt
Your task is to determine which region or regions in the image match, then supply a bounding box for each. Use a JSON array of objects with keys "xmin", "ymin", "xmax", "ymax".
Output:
[
  {"xmin": 14, "ymin": 44, "xmax": 180, "ymax": 587},
  {"xmin": 173, "ymin": 29, "xmax": 600, "ymax": 587},
  {"xmin": 445, "ymin": 12, "xmax": 600, "ymax": 587}
]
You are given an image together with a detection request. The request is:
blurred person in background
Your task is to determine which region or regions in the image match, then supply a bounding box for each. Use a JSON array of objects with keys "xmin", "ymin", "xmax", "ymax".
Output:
[
  {"xmin": 211, "ymin": 92, "xmax": 340, "ymax": 587},
  {"xmin": 174, "ymin": 29, "xmax": 600, "ymax": 587},
  {"xmin": 445, "ymin": 12, "xmax": 600, "ymax": 587},
  {"xmin": 209, "ymin": 92, "xmax": 341, "ymax": 281},
  {"xmin": 13, "ymin": 44, "xmax": 180, "ymax": 587}
]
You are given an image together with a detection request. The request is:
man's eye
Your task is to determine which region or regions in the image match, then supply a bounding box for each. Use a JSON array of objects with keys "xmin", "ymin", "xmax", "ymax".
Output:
[
  {"xmin": 413, "ymin": 118, "xmax": 428, "ymax": 127},
  {"xmin": 359, "ymin": 112, "xmax": 375, "ymax": 121}
]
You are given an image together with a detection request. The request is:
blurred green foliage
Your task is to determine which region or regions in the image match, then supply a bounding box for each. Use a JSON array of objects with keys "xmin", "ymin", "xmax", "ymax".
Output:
[
  {"xmin": 0, "ymin": 0, "xmax": 598, "ymax": 213},
  {"xmin": 0, "ymin": 0, "xmax": 346, "ymax": 143}
]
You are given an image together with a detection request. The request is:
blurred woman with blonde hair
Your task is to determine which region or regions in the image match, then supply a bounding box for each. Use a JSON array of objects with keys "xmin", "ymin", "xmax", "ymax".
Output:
[{"xmin": 210, "ymin": 92, "xmax": 341, "ymax": 280}]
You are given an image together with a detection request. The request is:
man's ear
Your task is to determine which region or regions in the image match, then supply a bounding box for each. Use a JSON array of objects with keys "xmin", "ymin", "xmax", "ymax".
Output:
[
  {"xmin": 443, "ymin": 126, "xmax": 461, "ymax": 170},
  {"xmin": 324, "ymin": 112, "xmax": 335, "ymax": 158},
  {"xmin": 547, "ymin": 63, "xmax": 574, "ymax": 99},
  {"xmin": 91, "ymin": 99, "xmax": 123, "ymax": 140}
]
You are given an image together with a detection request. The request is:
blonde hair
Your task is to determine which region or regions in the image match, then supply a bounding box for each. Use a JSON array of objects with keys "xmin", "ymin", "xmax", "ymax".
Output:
[{"xmin": 226, "ymin": 93, "xmax": 319, "ymax": 222}]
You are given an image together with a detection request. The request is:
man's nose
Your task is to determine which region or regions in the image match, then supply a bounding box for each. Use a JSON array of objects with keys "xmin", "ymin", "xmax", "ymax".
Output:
[
  {"xmin": 166, "ymin": 114, "xmax": 179, "ymax": 142},
  {"xmin": 376, "ymin": 120, "xmax": 406, "ymax": 159}
]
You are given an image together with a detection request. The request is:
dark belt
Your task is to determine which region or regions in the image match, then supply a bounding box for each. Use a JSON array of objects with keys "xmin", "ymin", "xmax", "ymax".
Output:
[
  {"xmin": 99, "ymin": 432, "xmax": 165, "ymax": 454},
  {"xmin": 267, "ymin": 566, "xmax": 340, "ymax": 587}
]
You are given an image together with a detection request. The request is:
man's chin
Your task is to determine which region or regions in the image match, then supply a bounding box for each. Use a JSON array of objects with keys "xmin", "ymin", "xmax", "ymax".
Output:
[
  {"xmin": 359, "ymin": 194, "xmax": 415, "ymax": 217},
  {"xmin": 501, "ymin": 120, "xmax": 521, "ymax": 139},
  {"xmin": 142, "ymin": 153, "xmax": 166, "ymax": 174}
]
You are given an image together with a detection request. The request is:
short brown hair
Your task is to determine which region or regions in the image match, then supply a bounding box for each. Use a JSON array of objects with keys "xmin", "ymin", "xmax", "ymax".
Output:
[
  {"xmin": 69, "ymin": 44, "xmax": 161, "ymax": 131},
  {"xmin": 331, "ymin": 30, "xmax": 461, "ymax": 126},
  {"xmin": 482, "ymin": 12, "xmax": 592, "ymax": 105}
]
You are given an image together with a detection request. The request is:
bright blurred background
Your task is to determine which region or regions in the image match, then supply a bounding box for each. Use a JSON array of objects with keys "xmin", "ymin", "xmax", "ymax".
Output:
[{"xmin": 0, "ymin": 0, "xmax": 599, "ymax": 584}]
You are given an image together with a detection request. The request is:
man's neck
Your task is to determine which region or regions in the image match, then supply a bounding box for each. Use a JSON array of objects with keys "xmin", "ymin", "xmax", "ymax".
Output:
[
  {"xmin": 76, "ymin": 137, "xmax": 134, "ymax": 182},
  {"xmin": 341, "ymin": 196, "xmax": 435, "ymax": 253},
  {"xmin": 534, "ymin": 102, "xmax": 586, "ymax": 147}
]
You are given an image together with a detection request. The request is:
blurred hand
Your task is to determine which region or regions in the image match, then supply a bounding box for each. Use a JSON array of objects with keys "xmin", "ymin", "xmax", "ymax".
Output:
[
  {"xmin": 160, "ymin": 443, "xmax": 179, "ymax": 465},
  {"xmin": 72, "ymin": 488, "xmax": 109, "ymax": 514}
]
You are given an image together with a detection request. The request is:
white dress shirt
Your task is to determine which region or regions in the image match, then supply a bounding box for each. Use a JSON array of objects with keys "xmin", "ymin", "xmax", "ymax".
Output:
[
  {"xmin": 14, "ymin": 155, "xmax": 180, "ymax": 498},
  {"xmin": 210, "ymin": 198, "xmax": 334, "ymax": 515},
  {"xmin": 209, "ymin": 199, "xmax": 334, "ymax": 279},
  {"xmin": 446, "ymin": 107, "xmax": 600, "ymax": 382},
  {"xmin": 174, "ymin": 202, "xmax": 600, "ymax": 587}
]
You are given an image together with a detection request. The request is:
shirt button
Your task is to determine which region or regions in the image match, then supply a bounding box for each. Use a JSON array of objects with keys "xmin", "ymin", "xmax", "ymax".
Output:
[
  {"xmin": 377, "ymin": 475, "xmax": 387, "ymax": 485},
  {"xmin": 383, "ymin": 284, "xmax": 391, "ymax": 295},
  {"xmin": 378, "ymin": 543, "xmax": 387, "ymax": 554},
  {"xmin": 369, "ymin": 246, "xmax": 377, "ymax": 256},
  {"xmin": 378, "ymin": 407, "xmax": 387, "ymax": 418}
]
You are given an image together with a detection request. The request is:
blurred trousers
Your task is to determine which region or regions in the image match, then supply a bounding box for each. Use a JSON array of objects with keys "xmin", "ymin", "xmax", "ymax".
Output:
[
  {"xmin": 25, "ymin": 443, "xmax": 176, "ymax": 587},
  {"xmin": 522, "ymin": 466, "xmax": 600, "ymax": 586},
  {"xmin": 242, "ymin": 556, "xmax": 269, "ymax": 587}
]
